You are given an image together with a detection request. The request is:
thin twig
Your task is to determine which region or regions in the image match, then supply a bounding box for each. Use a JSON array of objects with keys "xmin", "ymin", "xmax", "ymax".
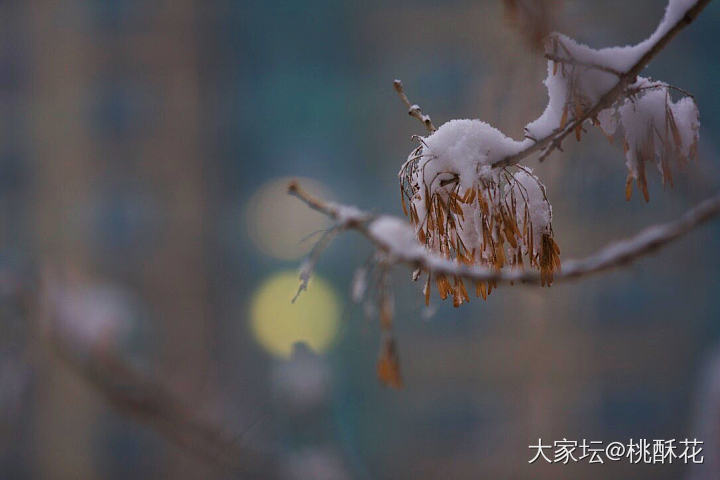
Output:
[
  {"xmin": 288, "ymin": 180, "xmax": 373, "ymax": 225},
  {"xmin": 626, "ymin": 83, "xmax": 696, "ymax": 101},
  {"xmin": 289, "ymin": 181, "xmax": 720, "ymax": 286},
  {"xmin": 393, "ymin": 79, "xmax": 436, "ymax": 133},
  {"xmin": 492, "ymin": 0, "xmax": 711, "ymax": 168},
  {"xmin": 293, "ymin": 226, "xmax": 341, "ymax": 302},
  {"xmin": 544, "ymin": 53, "xmax": 623, "ymax": 77}
]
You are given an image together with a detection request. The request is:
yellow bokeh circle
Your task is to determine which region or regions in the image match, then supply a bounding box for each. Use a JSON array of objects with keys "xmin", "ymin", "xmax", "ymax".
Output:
[{"xmin": 250, "ymin": 271, "xmax": 341, "ymax": 358}]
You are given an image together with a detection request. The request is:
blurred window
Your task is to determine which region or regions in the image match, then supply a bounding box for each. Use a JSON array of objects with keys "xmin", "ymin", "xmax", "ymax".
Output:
[
  {"xmin": 90, "ymin": 80, "xmax": 157, "ymax": 142},
  {"xmin": 89, "ymin": 0, "xmax": 158, "ymax": 32}
]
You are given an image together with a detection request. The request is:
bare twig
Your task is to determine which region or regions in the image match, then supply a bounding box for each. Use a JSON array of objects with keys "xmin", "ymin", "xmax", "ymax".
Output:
[
  {"xmin": 393, "ymin": 79, "xmax": 436, "ymax": 133},
  {"xmin": 289, "ymin": 180, "xmax": 720, "ymax": 286},
  {"xmin": 492, "ymin": 0, "xmax": 711, "ymax": 168}
]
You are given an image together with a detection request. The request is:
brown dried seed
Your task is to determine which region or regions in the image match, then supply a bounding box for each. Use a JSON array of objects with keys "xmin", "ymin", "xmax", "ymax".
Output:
[
  {"xmin": 377, "ymin": 337, "xmax": 403, "ymax": 388},
  {"xmin": 436, "ymin": 274, "xmax": 450, "ymax": 300},
  {"xmin": 424, "ymin": 274, "xmax": 431, "ymax": 306},
  {"xmin": 464, "ymin": 188, "xmax": 476, "ymax": 204},
  {"xmin": 457, "ymin": 278, "xmax": 469, "ymax": 303},
  {"xmin": 452, "ymin": 286, "xmax": 461, "ymax": 307},
  {"xmin": 401, "ymin": 188, "xmax": 408, "ymax": 216},
  {"xmin": 667, "ymin": 107, "xmax": 683, "ymax": 149},
  {"xmin": 475, "ymin": 280, "xmax": 488, "ymax": 300},
  {"xmin": 636, "ymin": 150, "xmax": 649, "ymax": 203},
  {"xmin": 625, "ymin": 174, "xmax": 633, "ymax": 201}
]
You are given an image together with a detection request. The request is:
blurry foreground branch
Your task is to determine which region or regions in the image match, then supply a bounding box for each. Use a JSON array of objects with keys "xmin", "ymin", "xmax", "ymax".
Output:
[{"xmin": 47, "ymin": 325, "xmax": 275, "ymax": 478}]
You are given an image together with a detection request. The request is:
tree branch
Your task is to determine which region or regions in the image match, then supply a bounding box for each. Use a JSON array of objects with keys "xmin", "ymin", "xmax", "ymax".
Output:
[
  {"xmin": 289, "ymin": 181, "xmax": 720, "ymax": 286},
  {"xmin": 492, "ymin": 0, "xmax": 712, "ymax": 169}
]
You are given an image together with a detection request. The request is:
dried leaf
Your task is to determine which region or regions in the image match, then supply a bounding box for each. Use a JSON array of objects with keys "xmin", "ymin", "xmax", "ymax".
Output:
[{"xmin": 560, "ymin": 105, "xmax": 568, "ymax": 129}]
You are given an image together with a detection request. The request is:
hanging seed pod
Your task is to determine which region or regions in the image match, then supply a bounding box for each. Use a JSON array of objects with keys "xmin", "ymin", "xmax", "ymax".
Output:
[
  {"xmin": 377, "ymin": 336, "xmax": 403, "ymax": 388},
  {"xmin": 399, "ymin": 120, "xmax": 561, "ymax": 306}
]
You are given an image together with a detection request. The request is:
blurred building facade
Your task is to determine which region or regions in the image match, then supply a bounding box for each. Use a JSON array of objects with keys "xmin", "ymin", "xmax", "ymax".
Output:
[
  {"xmin": 0, "ymin": 0, "xmax": 718, "ymax": 479},
  {"xmin": 26, "ymin": 1, "xmax": 212, "ymax": 478}
]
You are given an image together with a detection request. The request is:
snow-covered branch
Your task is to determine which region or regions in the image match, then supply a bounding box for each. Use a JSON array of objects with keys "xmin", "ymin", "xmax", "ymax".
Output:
[
  {"xmin": 289, "ymin": 181, "xmax": 720, "ymax": 287},
  {"xmin": 492, "ymin": 0, "xmax": 710, "ymax": 169}
]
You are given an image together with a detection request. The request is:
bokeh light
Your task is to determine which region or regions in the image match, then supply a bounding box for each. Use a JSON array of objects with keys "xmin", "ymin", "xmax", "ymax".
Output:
[
  {"xmin": 250, "ymin": 271, "xmax": 341, "ymax": 358},
  {"xmin": 245, "ymin": 177, "xmax": 332, "ymax": 260}
]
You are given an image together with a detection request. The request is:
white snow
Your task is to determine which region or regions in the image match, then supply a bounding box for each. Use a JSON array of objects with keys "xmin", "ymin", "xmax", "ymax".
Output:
[
  {"xmin": 671, "ymin": 96, "xmax": 701, "ymax": 159},
  {"xmin": 422, "ymin": 119, "xmax": 524, "ymax": 186},
  {"xmin": 369, "ymin": 215, "xmax": 426, "ymax": 258},
  {"xmin": 406, "ymin": 119, "xmax": 525, "ymax": 223},
  {"xmin": 327, "ymin": 203, "xmax": 367, "ymax": 225},
  {"xmin": 597, "ymin": 107, "xmax": 618, "ymax": 137}
]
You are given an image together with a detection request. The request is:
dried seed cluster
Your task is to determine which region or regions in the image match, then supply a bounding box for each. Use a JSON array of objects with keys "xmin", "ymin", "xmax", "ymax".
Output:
[
  {"xmin": 615, "ymin": 86, "xmax": 699, "ymax": 201},
  {"xmin": 400, "ymin": 140, "xmax": 560, "ymax": 306},
  {"xmin": 544, "ymin": 36, "xmax": 700, "ymax": 202}
]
